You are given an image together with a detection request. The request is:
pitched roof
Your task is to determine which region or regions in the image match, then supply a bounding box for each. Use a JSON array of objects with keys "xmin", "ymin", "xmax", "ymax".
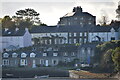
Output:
[
  {"xmin": 63, "ymin": 12, "xmax": 75, "ymax": 17},
  {"xmin": 30, "ymin": 25, "xmax": 120, "ymax": 33},
  {"xmin": 30, "ymin": 25, "xmax": 93, "ymax": 33},
  {"xmin": 90, "ymin": 25, "xmax": 120, "ymax": 32},
  {"xmin": 2, "ymin": 28, "xmax": 26, "ymax": 36}
]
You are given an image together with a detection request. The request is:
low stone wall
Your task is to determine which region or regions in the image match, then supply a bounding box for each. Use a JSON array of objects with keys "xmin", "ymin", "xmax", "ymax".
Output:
[
  {"xmin": 112, "ymin": 72, "xmax": 120, "ymax": 80},
  {"xmin": 69, "ymin": 70, "xmax": 111, "ymax": 79}
]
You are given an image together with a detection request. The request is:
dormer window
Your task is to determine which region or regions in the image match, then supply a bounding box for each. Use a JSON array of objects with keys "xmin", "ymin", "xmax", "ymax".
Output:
[
  {"xmin": 53, "ymin": 53, "xmax": 58, "ymax": 56},
  {"xmin": 12, "ymin": 53, "xmax": 18, "ymax": 58},
  {"xmin": 30, "ymin": 53, "xmax": 36, "ymax": 57},
  {"xmin": 71, "ymin": 52, "xmax": 75, "ymax": 56},
  {"xmin": 43, "ymin": 53, "xmax": 47, "ymax": 56},
  {"xmin": 3, "ymin": 53, "xmax": 9, "ymax": 58},
  {"xmin": 64, "ymin": 52, "xmax": 68, "ymax": 56},
  {"xmin": 21, "ymin": 53, "xmax": 27, "ymax": 58}
]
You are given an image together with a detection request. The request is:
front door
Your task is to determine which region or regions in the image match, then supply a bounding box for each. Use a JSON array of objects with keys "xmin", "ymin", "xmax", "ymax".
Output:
[{"xmin": 45, "ymin": 60, "xmax": 48, "ymax": 66}]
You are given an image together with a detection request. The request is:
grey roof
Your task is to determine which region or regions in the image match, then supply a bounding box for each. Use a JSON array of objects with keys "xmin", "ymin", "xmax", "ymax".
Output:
[
  {"xmin": 90, "ymin": 25, "xmax": 120, "ymax": 32},
  {"xmin": 62, "ymin": 11, "xmax": 95, "ymax": 18},
  {"xmin": 30, "ymin": 25, "xmax": 93, "ymax": 33},
  {"xmin": 63, "ymin": 12, "xmax": 75, "ymax": 17},
  {"xmin": 2, "ymin": 28, "xmax": 26, "ymax": 36},
  {"xmin": 30, "ymin": 25, "xmax": 120, "ymax": 33}
]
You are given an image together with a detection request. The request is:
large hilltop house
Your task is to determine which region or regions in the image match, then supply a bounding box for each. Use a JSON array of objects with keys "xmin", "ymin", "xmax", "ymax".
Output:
[
  {"xmin": 58, "ymin": 6, "xmax": 96, "ymax": 26},
  {"xmin": 2, "ymin": 6, "xmax": 120, "ymax": 68}
]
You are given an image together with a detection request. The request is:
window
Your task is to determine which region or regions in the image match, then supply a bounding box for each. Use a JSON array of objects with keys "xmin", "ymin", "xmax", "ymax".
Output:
[
  {"xmin": 53, "ymin": 53, "xmax": 58, "ymax": 56},
  {"xmin": 12, "ymin": 53, "xmax": 18, "ymax": 58},
  {"xmin": 43, "ymin": 53, "xmax": 47, "ymax": 56},
  {"xmin": 64, "ymin": 52, "xmax": 68, "ymax": 56},
  {"xmin": 71, "ymin": 52, "xmax": 75, "ymax": 56},
  {"xmin": 89, "ymin": 18, "xmax": 91, "ymax": 20},
  {"xmin": 79, "ymin": 38, "xmax": 82, "ymax": 42},
  {"xmin": 111, "ymin": 37, "xmax": 115, "ymax": 40},
  {"xmin": 55, "ymin": 39, "xmax": 57, "ymax": 44},
  {"xmin": 84, "ymin": 32, "xmax": 87, "ymax": 36},
  {"xmin": 3, "ymin": 53, "xmax": 9, "ymax": 58},
  {"xmin": 53, "ymin": 48, "xmax": 58, "ymax": 51},
  {"xmin": 30, "ymin": 53, "xmax": 36, "ymax": 57},
  {"xmin": 80, "ymin": 22, "xmax": 83, "ymax": 25},
  {"xmin": 80, "ymin": 33, "xmax": 82, "ymax": 36},
  {"xmin": 49, "ymin": 39, "xmax": 51, "ymax": 44},
  {"xmin": 3, "ymin": 59, "xmax": 9, "ymax": 65},
  {"xmin": 45, "ymin": 40, "xmax": 47, "ymax": 44},
  {"xmin": 88, "ymin": 22, "xmax": 91, "ymax": 25},
  {"xmin": 84, "ymin": 38, "xmax": 87, "ymax": 43},
  {"xmin": 74, "ymin": 33, "xmax": 77, "ymax": 36},
  {"xmin": 21, "ymin": 53, "xmax": 27, "ymax": 58},
  {"xmin": 69, "ymin": 33, "xmax": 72, "ymax": 37},
  {"xmin": 69, "ymin": 39, "xmax": 72, "ymax": 44},
  {"xmin": 74, "ymin": 39, "xmax": 76, "ymax": 43}
]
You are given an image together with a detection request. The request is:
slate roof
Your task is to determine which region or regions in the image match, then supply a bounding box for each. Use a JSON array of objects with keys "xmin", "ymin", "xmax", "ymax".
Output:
[
  {"xmin": 2, "ymin": 28, "xmax": 26, "ymax": 36},
  {"xmin": 63, "ymin": 12, "xmax": 75, "ymax": 17},
  {"xmin": 62, "ymin": 11, "xmax": 95, "ymax": 18},
  {"xmin": 30, "ymin": 25, "xmax": 120, "ymax": 33},
  {"xmin": 90, "ymin": 25, "xmax": 120, "ymax": 32},
  {"xmin": 30, "ymin": 25, "xmax": 93, "ymax": 33}
]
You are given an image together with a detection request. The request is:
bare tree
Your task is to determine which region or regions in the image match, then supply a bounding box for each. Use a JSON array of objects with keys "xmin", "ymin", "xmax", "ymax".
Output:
[{"xmin": 99, "ymin": 15, "xmax": 109, "ymax": 26}]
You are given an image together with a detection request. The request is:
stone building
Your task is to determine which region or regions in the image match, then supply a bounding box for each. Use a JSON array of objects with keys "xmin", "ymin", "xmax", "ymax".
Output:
[{"xmin": 58, "ymin": 6, "xmax": 96, "ymax": 26}]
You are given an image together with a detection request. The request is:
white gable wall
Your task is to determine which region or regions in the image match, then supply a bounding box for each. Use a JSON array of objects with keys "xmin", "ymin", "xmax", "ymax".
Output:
[
  {"xmin": 88, "ymin": 32, "xmax": 118, "ymax": 42},
  {"xmin": 23, "ymin": 30, "xmax": 32, "ymax": 47}
]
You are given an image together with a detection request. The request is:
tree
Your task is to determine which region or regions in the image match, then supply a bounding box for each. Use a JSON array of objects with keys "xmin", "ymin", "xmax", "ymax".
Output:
[
  {"xmin": 92, "ymin": 40, "xmax": 120, "ymax": 72},
  {"xmin": 15, "ymin": 8, "xmax": 40, "ymax": 24},
  {"xmin": 112, "ymin": 47, "xmax": 120, "ymax": 72},
  {"xmin": 99, "ymin": 16, "xmax": 109, "ymax": 26},
  {"xmin": 2, "ymin": 15, "xmax": 15, "ymax": 28}
]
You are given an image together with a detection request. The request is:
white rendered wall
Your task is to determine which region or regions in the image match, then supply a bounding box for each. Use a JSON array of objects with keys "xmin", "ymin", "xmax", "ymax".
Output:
[{"xmin": 31, "ymin": 32, "xmax": 68, "ymax": 44}]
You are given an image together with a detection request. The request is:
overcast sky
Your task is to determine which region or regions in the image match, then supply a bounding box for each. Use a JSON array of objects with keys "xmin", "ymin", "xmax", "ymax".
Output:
[{"xmin": 0, "ymin": 0, "xmax": 119, "ymax": 25}]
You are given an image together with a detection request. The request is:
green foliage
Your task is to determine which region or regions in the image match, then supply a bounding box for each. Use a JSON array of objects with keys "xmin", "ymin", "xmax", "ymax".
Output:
[
  {"xmin": 2, "ymin": 15, "xmax": 15, "ymax": 28},
  {"xmin": 1, "ymin": 8, "xmax": 47, "ymax": 29},
  {"xmin": 92, "ymin": 40, "xmax": 120, "ymax": 72},
  {"xmin": 112, "ymin": 47, "xmax": 120, "ymax": 72}
]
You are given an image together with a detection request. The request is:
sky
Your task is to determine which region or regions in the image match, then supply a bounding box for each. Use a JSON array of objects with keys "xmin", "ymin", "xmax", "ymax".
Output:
[{"xmin": 0, "ymin": 0, "xmax": 120, "ymax": 26}]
